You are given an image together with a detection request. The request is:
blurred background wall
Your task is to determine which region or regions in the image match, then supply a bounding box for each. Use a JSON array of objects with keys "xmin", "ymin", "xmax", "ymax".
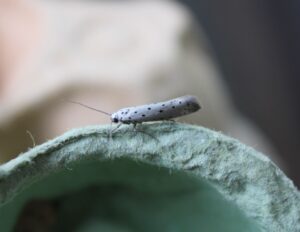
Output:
[
  {"xmin": 179, "ymin": 0, "xmax": 300, "ymax": 186},
  {"xmin": 0, "ymin": 0, "xmax": 299, "ymax": 187}
]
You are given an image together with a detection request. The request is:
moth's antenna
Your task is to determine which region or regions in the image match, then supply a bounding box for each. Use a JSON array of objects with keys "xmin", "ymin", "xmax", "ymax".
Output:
[{"xmin": 64, "ymin": 99, "xmax": 111, "ymax": 116}]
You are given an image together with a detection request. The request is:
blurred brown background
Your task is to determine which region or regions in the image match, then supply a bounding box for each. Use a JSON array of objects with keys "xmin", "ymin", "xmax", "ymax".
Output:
[
  {"xmin": 0, "ymin": 0, "xmax": 299, "ymax": 187},
  {"xmin": 179, "ymin": 0, "xmax": 300, "ymax": 186}
]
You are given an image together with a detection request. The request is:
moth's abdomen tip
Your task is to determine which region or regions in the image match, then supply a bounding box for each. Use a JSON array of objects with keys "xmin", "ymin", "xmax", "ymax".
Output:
[
  {"xmin": 184, "ymin": 95, "xmax": 201, "ymax": 111},
  {"xmin": 195, "ymin": 99, "xmax": 201, "ymax": 110},
  {"xmin": 192, "ymin": 102, "xmax": 201, "ymax": 112}
]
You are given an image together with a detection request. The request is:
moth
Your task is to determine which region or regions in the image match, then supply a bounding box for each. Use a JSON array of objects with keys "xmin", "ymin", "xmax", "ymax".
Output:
[{"xmin": 68, "ymin": 95, "xmax": 201, "ymax": 126}]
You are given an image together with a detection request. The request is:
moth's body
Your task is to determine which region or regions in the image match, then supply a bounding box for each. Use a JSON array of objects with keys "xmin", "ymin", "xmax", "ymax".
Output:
[{"xmin": 111, "ymin": 95, "xmax": 200, "ymax": 124}]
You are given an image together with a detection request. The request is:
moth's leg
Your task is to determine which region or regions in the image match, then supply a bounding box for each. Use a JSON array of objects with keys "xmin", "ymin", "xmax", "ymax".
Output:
[
  {"xmin": 109, "ymin": 122, "xmax": 123, "ymax": 141},
  {"xmin": 131, "ymin": 122, "xmax": 139, "ymax": 136},
  {"xmin": 165, "ymin": 118, "xmax": 176, "ymax": 123},
  {"xmin": 112, "ymin": 122, "xmax": 123, "ymax": 133},
  {"xmin": 133, "ymin": 123, "xmax": 159, "ymax": 142},
  {"xmin": 132, "ymin": 122, "xmax": 137, "ymax": 130}
]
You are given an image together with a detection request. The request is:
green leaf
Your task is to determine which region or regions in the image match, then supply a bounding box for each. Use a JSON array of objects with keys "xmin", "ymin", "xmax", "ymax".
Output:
[{"xmin": 0, "ymin": 122, "xmax": 299, "ymax": 232}]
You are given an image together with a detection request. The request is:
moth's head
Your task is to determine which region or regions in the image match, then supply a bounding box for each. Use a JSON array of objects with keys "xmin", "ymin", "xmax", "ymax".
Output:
[{"xmin": 111, "ymin": 113, "xmax": 119, "ymax": 123}]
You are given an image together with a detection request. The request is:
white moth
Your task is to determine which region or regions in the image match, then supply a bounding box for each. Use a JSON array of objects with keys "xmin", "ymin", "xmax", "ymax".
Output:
[{"xmin": 68, "ymin": 95, "xmax": 201, "ymax": 125}]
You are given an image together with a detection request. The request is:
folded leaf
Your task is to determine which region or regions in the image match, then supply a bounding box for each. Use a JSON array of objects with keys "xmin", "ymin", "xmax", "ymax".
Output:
[{"xmin": 0, "ymin": 122, "xmax": 299, "ymax": 232}]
